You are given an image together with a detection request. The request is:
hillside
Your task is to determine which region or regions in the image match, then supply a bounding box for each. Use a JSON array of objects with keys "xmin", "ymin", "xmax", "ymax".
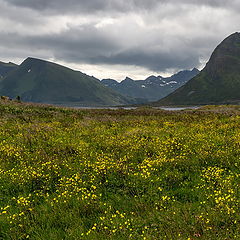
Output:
[
  {"xmin": 0, "ymin": 58, "xmax": 135, "ymax": 106},
  {"xmin": 102, "ymin": 68, "xmax": 199, "ymax": 102},
  {"xmin": 0, "ymin": 61, "xmax": 18, "ymax": 78},
  {"xmin": 156, "ymin": 32, "xmax": 240, "ymax": 105}
]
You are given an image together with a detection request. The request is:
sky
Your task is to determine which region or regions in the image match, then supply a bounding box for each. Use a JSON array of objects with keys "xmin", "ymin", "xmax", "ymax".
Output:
[{"xmin": 0, "ymin": 0, "xmax": 239, "ymax": 81}]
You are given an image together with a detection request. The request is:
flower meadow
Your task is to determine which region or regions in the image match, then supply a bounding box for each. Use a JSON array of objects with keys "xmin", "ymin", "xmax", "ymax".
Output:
[{"xmin": 0, "ymin": 102, "xmax": 240, "ymax": 239}]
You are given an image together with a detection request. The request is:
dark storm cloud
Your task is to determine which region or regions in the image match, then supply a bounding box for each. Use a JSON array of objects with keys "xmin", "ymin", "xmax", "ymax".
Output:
[
  {"xmin": 86, "ymin": 50, "xmax": 199, "ymax": 72},
  {"xmin": 0, "ymin": 23, "xmax": 207, "ymax": 72},
  {"xmin": 44, "ymin": 27, "xmax": 202, "ymax": 71}
]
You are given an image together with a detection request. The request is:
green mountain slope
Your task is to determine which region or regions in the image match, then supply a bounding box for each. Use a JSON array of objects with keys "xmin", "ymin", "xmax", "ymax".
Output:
[
  {"xmin": 0, "ymin": 61, "xmax": 18, "ymax": 78},
  {"xmin": 0, "ymin": 58, "xmax": 135, "ymax": 106},
  {"xmin": 156, "ymin": 32, "xmax": 240, "ymax": 105}
]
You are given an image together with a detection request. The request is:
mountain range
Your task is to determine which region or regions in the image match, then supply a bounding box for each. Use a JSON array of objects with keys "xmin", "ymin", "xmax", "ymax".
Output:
[
  {"xmin": 156, "ymin": 32, "xmax": 240, "ymax": 106},
  {"xmin": 102, "ymin": 68, "xmax": 199, "ymax": 102},
  {"xmin": 1, "ymin": 32, "xmax": 239, "ymax": 107},
  {"xmin": 0, "ymin": 58, "xmax": 199, "ymax": 106},
  {"xmin": 0, "ymin": 58, "xmax": 135, "ymax": 106}
]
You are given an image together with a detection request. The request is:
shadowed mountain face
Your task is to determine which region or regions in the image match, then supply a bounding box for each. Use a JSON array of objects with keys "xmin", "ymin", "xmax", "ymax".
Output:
[
  {"xmin": 156, "ymin": 32, "xmax": 240, "ymax": 106},
  {"xmin": 101, "ymin": 68, "xmax": 199, "ymax": 102},
  {"xmin": 0, "ymin": 58, "xmax": 136, "ymax": 106},
  {"xmin": 0, "ymin": 61, "xmax": 18, "ymax": 78}
]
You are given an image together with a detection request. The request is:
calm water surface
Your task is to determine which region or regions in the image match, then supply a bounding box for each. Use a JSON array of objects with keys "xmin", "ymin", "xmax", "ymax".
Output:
[{"xmin": 73, "ymin": 106, "xmax": 199, "ymax": 111}]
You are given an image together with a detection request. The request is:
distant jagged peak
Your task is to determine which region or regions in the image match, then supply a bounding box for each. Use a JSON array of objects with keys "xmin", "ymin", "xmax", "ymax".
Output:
[
  {"xmin": 0, "ymin": 60, "xmax": 17, "ymax": 66},
  {"xmin": 145, "ymin": 75, "xmax": 159, "ymax": 81},
  {"xmin": 167, "ymin": 68, "xmax": 199, "ymax": 79},
  {"xmin": 123, "ymin": 77, "xmax": 134, "ymax": 82},
  {"xmin": 191, "ymin": 68, "xmax": 200, "ymax": 73},
  {"xmin": 101, "ymin": 78, "xmax": 119, "ymax": 87}
]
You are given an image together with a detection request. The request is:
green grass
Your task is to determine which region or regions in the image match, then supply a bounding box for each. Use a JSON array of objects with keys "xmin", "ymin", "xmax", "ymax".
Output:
[{"xmin": 0, "ymin": 101, "xmax": 240, "ymax": 239}]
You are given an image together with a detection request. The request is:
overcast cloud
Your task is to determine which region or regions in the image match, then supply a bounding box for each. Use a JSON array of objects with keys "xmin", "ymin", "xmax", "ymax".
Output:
[{"xmin": 0, "ymin": 0, "xmax": 239, "ymax": 80}]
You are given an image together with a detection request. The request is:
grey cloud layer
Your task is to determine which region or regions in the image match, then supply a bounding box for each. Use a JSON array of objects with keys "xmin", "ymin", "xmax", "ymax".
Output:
[
  {"xmin": 0, "ymin": 22, "xmax": 215, "ymax": 71},
  {"xmin": 3, "ymin": 0, "xmax": 238, "ymax": 14},
  {"xmin": 3, "ymin": 0, "xmax": 158, "ymax": 13},
  {"xmin": 0, "ymin": 0, "xmax": 240, "ymax": 75}
]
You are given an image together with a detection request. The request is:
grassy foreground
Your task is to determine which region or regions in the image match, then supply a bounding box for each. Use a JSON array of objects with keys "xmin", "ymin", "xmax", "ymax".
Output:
[{"xmin": 0, "ymin": 102, "xmax": 240, "ymax": 240}]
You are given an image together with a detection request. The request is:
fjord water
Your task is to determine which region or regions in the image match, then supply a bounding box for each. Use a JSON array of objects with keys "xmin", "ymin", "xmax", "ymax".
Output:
[{"xmin": 73, "ymin": 106, "xmax": 199, "ymax": 111}]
